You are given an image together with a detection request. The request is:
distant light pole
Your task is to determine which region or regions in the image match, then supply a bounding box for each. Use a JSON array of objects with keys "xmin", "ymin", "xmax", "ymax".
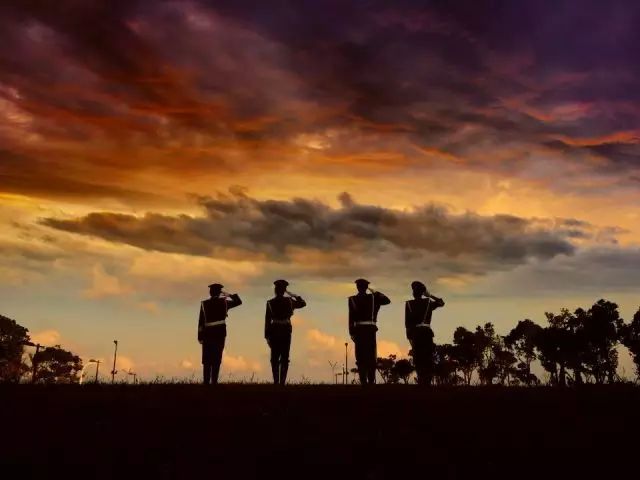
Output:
[
  {"xmin": 80, "ymin": 359, "xmax": 101, "ymax": 385},
  {"xmin": 126, "ymin": 369, "xmax": 137, "ymax": 384},
  {"xmin": 344, "ymin": 342, "xmax": 349, "ymax": 385},
  {"xmin": 328, "ymin": 360, "xmax": 338, "ymax": 384},
  {"xmin": 21, "ymin": 340, "xmax": 42, "ymax": 384},
  {"xmin": 111, "ymin": 340, "xmax": 118, "ymax": 384},
  {"xmin": 94, "ymin": 359, "xmax": 101, "ymax": 383}
]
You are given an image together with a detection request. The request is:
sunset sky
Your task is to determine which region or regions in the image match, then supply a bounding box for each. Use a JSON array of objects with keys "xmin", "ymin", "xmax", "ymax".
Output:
[{"xmin": 1, "ymin": 0, "xmax": 639, "ymax": 382}]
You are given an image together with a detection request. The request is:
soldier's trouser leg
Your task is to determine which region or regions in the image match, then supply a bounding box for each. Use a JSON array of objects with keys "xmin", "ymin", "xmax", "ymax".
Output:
[
  {"xmin": 354, "ymin": 333, "xmax": 368, "ymax": 384},
  {"xmin": 366, "ymin": 332, "xmax": 377, "ymax": 384},
  {"xmin": 269, "ymin": 337, "xmax": 281, "ymax": 384},
  {"xmin": 279, "ymin": 333, "xmax": 291, "ymax": 385},
  {"xmin": 210, "ymin": 335, "xmax": 226, "ymax": 384},
  {"xmin": 412, "ymin": 336, "xmax": 424, "ymax": 384},
  {"xmin": 202, "ymin": 342, "xmax": 212, "ymax": 384},
  {"xmin": 413, "ymin": 332, "xmax": 433, "ymax": 385},
  {"xmin": 424, "ymin": 338, "xmax": 434, "ymax": 385},
  {"xmin": 355, "ymin": 330, "xmax": 376, "ymax": 384},
  {"xmin": 202, "ymin": 364, "xmax": 211, "ymax": 385}
]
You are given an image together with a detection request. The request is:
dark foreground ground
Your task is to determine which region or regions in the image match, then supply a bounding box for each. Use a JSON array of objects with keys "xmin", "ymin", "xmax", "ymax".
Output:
[{"xmin": 1, "ymin": 384, "xmax": 639, "ymax": 480}]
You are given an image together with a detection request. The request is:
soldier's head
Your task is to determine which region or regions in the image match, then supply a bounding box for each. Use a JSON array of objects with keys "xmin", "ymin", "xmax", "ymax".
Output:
[
  {"xmin": 208, "ymin": 283, "xmax": 223, "ymax": 297},
  {"xmin": 411, "ymin": 281, "xmax": 427, "ymax": 299},
  {"xmin": 355, "ymin": 278, "xmax": 369, "ymax": 294},
  {"xmin": 274, "ymin": 279, "xmax": 289, "ymax": 296}
]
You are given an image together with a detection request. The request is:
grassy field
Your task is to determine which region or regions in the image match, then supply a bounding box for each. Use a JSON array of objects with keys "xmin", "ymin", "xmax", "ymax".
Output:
[{"xmin": 1, "ymin": 384, "xmax": 639, "ymax": 479}]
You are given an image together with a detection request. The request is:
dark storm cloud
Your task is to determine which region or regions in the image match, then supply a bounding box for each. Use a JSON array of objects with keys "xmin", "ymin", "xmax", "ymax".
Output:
[
  {"xmin": 41, "ymin": 190, "xmax": 583, "ymax": 277},
  {"xmin": 1, "ymin": 0, "xmax": 639, "ymax": 199}
]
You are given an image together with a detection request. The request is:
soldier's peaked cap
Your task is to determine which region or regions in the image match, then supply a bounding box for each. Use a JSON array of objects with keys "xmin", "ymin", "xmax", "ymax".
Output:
[
  {"xmin": 208, "ymin": 283, "xmax": 224, "ymax": 289},
  {"xmin": 411, "ymin": 281, "xmax": 426, "ymax": 291},
  {"xmin": 274, "ymin": 279, "xmax": 289, "ymax": 287},
  {"xmin": 355, "ymin": 278, "xmax": 370, "ymax": 285}
]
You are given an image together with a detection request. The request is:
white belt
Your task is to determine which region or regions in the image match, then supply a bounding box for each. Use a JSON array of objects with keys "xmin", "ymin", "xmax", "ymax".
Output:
[
  {"xmin": 204, "ymin": 320, "xmax": 226, "ymax": 327},
  {"xmin": 356, "ymin": 321, "xmax": 376, "ymax": 326}
]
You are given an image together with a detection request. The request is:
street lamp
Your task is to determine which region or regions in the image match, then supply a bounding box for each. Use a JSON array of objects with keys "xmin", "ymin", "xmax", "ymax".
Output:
[
  {"xmin": 344, "ymin": 342, "xmax": 349, "ymax": 385},
  {"xmin": 80, "ymin": 359, "xmax": 101, "ymax": 385},
  {"xmin": 111, "ymin": 340, "xmax": 118, "ymax": 384},
  {"xmin": 21, "ymin": 340, "xmax": 43, "ymax": 384},
  {"xmin": 328, "ymin": 360, "xmax": 339, "ymax": 384},
  {"xmin": 126, "ymin": 369, "xmax": 137, "ymax": 384}
]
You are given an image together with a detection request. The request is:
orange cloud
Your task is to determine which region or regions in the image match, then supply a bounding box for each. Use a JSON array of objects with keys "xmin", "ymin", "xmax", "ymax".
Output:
[{"xmin": 83, "ymin": 264, "xmax": 132, "ymax": 299}]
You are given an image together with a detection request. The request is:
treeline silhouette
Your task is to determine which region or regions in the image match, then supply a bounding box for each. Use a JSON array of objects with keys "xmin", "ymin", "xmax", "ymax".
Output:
[
  {"xmin": 0, "ymin": 314, "xmax": 82, "ymax": 384},
  {"xmin": 3, "ymin": 299, "xmax": 640, "ymax": 385},
  {"xmin": 375, "ymin": 299, "xmax": 640, "ymax": 386}
]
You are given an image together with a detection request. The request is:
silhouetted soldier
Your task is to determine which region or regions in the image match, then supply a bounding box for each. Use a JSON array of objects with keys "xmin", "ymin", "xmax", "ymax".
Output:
[
  {"xmin": 197, "ymin": 283, "xmax": 242, "ymax": 385},
  {"xmin": 348, "ymin": 278, "xmax": 391, "ymax": 385},
  {"xmin": 405, "ymin": 281, "xmax": 444, "ymax": 386},
  {"xmin": 265, "ymin": 279, "xmax": 306, "ymax": 385}
]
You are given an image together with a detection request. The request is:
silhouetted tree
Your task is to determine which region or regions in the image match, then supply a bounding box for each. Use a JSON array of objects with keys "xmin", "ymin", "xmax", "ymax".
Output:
[
  {"xmin": 492, "ymin": 346, "xmax": 518, "ymax": 385},
  {"xmin": 538, "ymin": 309, "xmax": 582, "ymax": 386},
  {"xmin": 0, "ymin": 314, "xmax": 30, "ymax": 383},
  {"xmin": 432, "ymin": 344, "xmax": 461, "ymax": 385},
  {"xmin": 452, "ymin": 327, "xmax": 482, "ymax": 385},
  {"xmin": 392, "ymin": 358, "xmax": 415, "ymax": 384},
  {"xmin": 376, "ymin": 355, "xmax": 397, "ymax": 384},
  {"xmin": 620, "ymin": 308, "xmax": 640, "ymax": 380},
  {"xmin": 505, "ymin": 320, "xmax": 543, "ymax": 385},
  {"xmin": 33, "ymin": 346, "xmax": 82, "ymax": 384},
  {"xmin": 475, "ymin": 323, "xmax": 501, "ymax": 385},
  {"xmin": 579, "ymin": 300, "xmax": 623, "ymax": 384}
]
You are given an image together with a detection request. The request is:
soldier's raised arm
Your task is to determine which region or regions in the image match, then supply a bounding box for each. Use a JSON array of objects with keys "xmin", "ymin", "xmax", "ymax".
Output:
[
  {"xmin": 226, "ymin": 293, "xmax": 242, "ymax": 309},
  {"xmin": 431, "ymin": 296, "xmax": 445, "ymax": 309},
  {"xmin": 292, "ymin": 295, "xmax": 306, "ymax": 309},
  {"xmin": 375, "ymin": 291, "xmax": 391, "ymax": 306}
]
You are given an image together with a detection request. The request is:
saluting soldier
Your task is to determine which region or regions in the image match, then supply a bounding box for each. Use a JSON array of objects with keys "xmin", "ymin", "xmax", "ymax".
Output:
[
  {"xmin": 348, "ymin": 278, "xmax": 391, "ymax": 385},
  {"xmin": 265, "ymin": 279, "xmax": 306, "ymax": 385},
  {"xmin": 197, "ymin": 283, "xmax": 242, "ymax": 385},
  {"xmin": 405, "ymin": 281, "xmax": 444, "ymax": 386}
]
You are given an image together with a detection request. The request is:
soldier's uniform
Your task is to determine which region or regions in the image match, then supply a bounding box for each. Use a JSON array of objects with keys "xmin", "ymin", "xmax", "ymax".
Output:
[
  {"xmin": 405, "ymin": 282, "xmax": 444, "ymax": 385},
  {"xmin": 348, "ymin": 279, "xmax": 391, "ymax": 385},
  {"xmin": 197, "ymin": 284, "xmax": 242, "ymax": 385},
  {"xmin": 265, "ymin": 280, "xmax": 306, "ymax": 385}
]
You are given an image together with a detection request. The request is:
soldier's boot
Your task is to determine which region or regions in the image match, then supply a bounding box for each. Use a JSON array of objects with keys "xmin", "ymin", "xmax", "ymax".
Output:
[
  {"xmin": 279, "ymin": 362, "xmax": 289, "ymax": 385},
  {"xmin": 271, "ymin": 361, "xmax": 280, "ymax": 385},
  {"xmin": 211, "ymin": 361, "xmax": 221, "ymax": 385},
  {"xmin": 358, "ymin": 367, "xmax": 367, "ymax": 385},
  {"xmin": 367, "ymin": 367, "xmax": 376, "ymax": 385},
  {"xmin": 203, "ymin": 364, "xmax": 211, "ymax": 385}
]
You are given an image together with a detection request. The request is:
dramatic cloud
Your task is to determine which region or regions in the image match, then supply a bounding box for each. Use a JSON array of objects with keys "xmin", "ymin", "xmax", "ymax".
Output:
[
  {"xmin": 41, "ymin": 191, "xmax": 590, "ymax": 280},
  {"xmin": 0, "ymin": 0, "xmax": 639, "ymax": 203}
]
